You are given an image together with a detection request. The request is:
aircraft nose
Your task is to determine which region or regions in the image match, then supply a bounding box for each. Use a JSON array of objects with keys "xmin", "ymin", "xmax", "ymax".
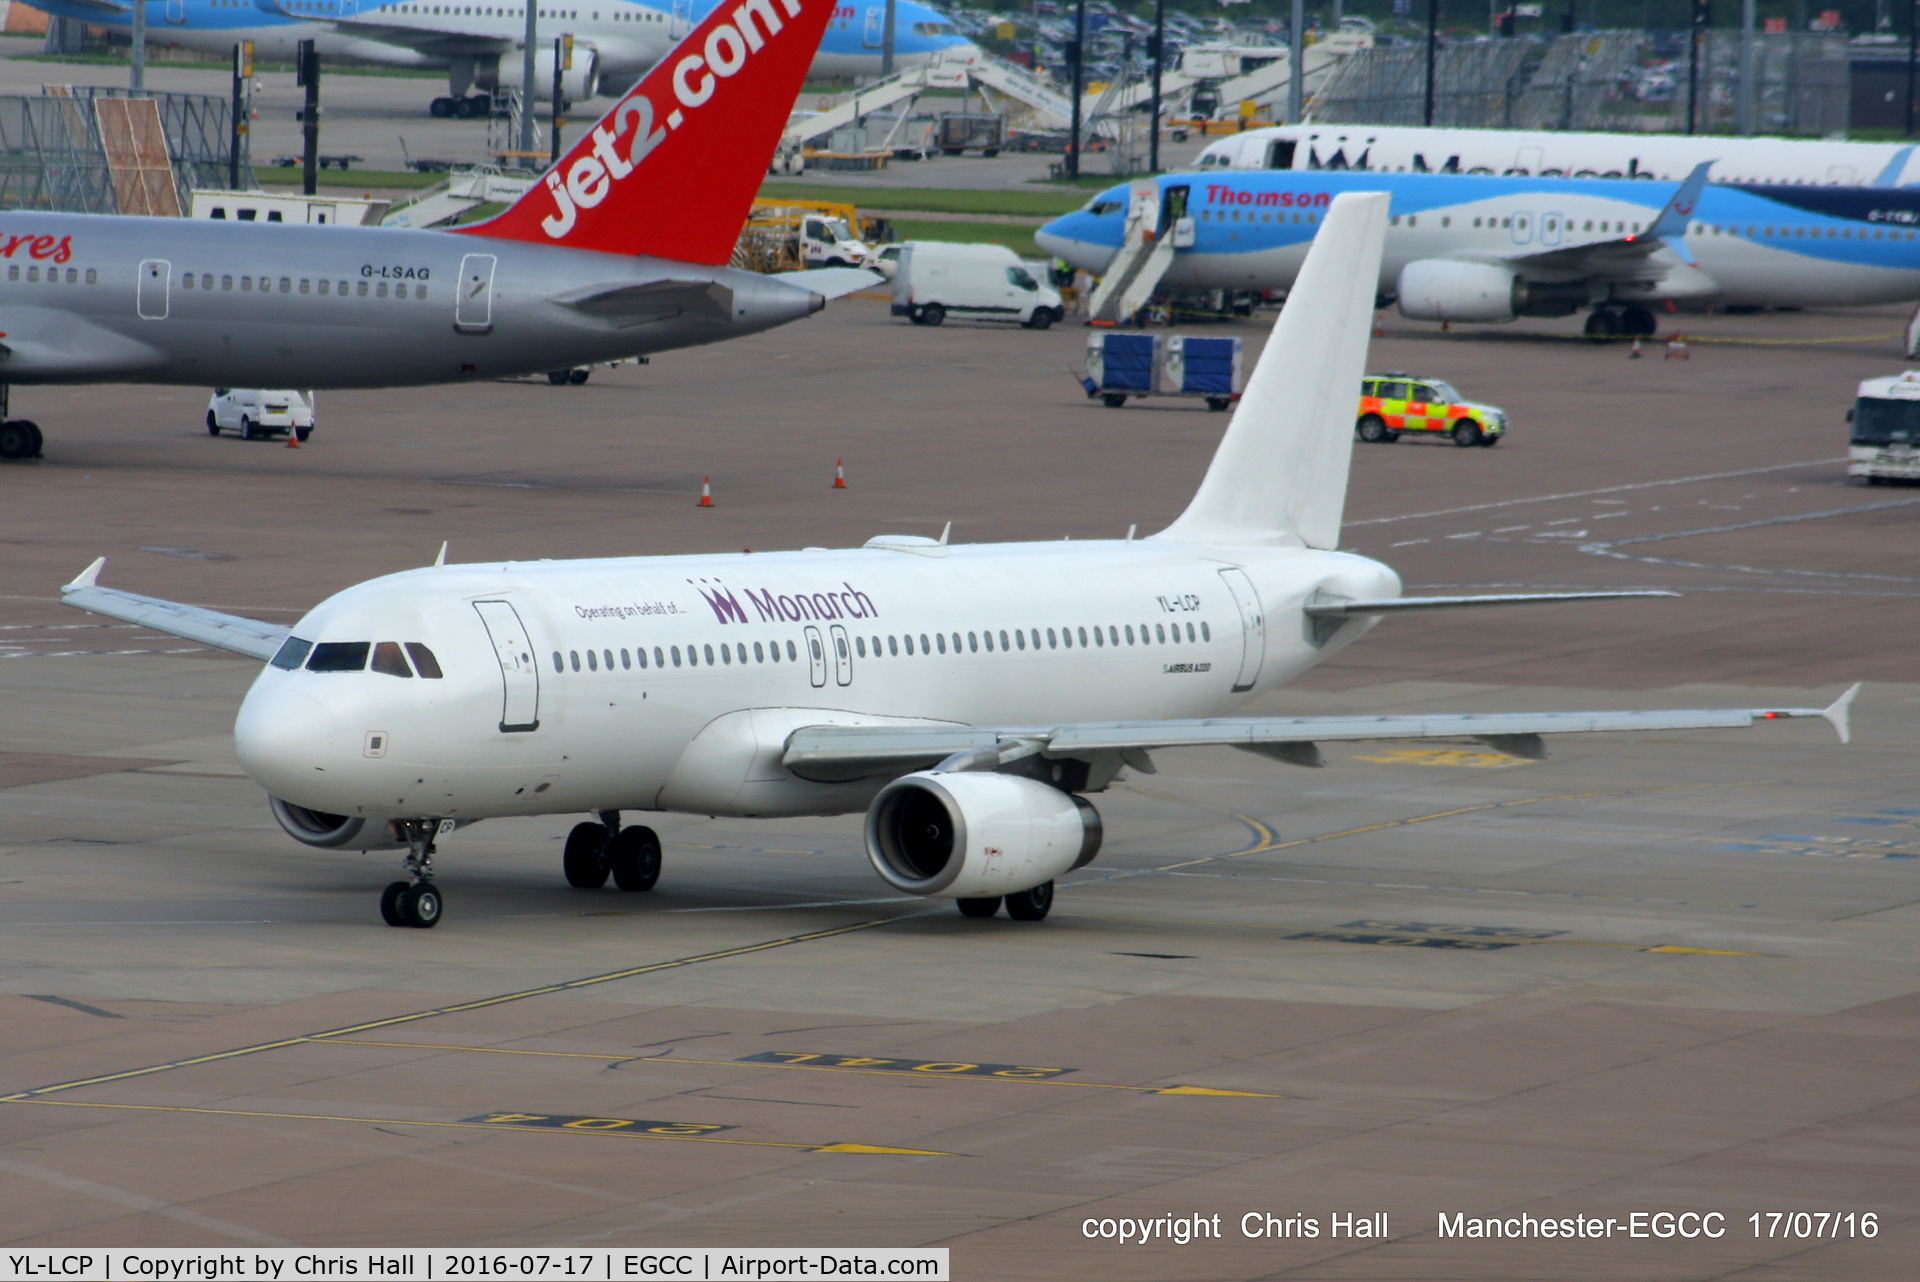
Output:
[{"xmin": 234, "ymin": 684, "xmax": 338, "ymax": 796}]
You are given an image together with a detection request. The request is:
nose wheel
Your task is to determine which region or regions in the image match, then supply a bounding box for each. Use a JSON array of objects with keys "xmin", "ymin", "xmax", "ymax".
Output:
[{"xmin": 381, "ymin": 819, "xmax": 445, "ymax": 928}]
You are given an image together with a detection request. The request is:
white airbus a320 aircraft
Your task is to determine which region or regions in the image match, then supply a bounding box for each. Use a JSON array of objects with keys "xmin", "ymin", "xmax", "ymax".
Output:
[{"xmin": 61, "ymin": 193, "xmax": 1856, "ymax": 929}]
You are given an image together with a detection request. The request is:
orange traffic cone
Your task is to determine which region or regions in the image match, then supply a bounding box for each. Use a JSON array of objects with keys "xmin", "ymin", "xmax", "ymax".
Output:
[
  {"xmin": 832, "ymin": 459, "xmax": 846, "ymax": 489},
  {"xmin": 697, "ymin": 477, "xmax": 713, "ymax": 507},
  {"xmin": 1630, "ymin": 337, "xmax": 1642, "ymax": 359},
  {"xmin": 285, "ymin": 425, "xmax": 301, "ymax": 448}
]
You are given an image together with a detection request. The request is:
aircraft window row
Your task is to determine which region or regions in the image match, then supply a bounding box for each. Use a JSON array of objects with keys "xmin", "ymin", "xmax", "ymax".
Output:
[
  {"xmin": 178, "ymin": 273, "xmax": 427, "ymax": 299},
  {"xmin": 1205, "ymin": 209, "xmax": 1320, "ymax": 224},
  {"xmin": 552, "ymin": 620, "xmax": 1215, "ymax": 676},
  {"xmin": 613, "ymin": 9, "xmax": 663, "ymax": 19},
  {"xmin": 6, "ymin": 265, "xmax": 96, "ymax": 284},
  {"xmin": 270, "ymin": 636, "xmax": 444, "ymax": 677},
  {"xmin": 380, "ymin": 4, "xmax": 585, "ymax": 13}
]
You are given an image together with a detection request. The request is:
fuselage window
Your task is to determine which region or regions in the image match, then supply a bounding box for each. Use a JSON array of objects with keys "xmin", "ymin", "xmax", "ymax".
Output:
[
  {"xmin": 671, "ymin": 645, "xmax": 682, "ymax": 667},
  {"xmin": 222, "ymin": 275, "xmax": 233, "ymax": 290},
  {"xmin": 552, "ymin": 651, "xmax": 563, "ymax": 672},
  {"xmin": 1047, "ymin": 628, "xmax": 1057, "ymax": 649},
  {"xmin": 1078, "ymin": 627, "xmax": 1090, "ymax": 647},
  {"xmin": 1186, "ymin": 622, "xmax": 1196, "ymax": 642},
  {"xmin": 358, "ymin": 281, "xmax": 369, "ymax": 296},
  {"xmin": 271, "ymin": 636, "xmax": 313, "ymax": 670},
  {"xmin": 377, "ymin": 282, "xmax": 389, "ymax": 297},
  {"xmin": 687, "ymin": 645, "xmax": 698, "ymax": 667},
  {"xmin": 1156, "ymin": 624, "xmax": 1167, "ymax": 643},
  {"xmin": 620, "ymin": 648, "xmax": 630, "ymax": 669},
  {"xmin": 966, "ymin": 632, "xmax": 976, "ymax": 653},
  {"xmin": 587, "ymin": 649, "xmax": 597, "ymax": 671},
  {"xmin": 903, "ymin": 634, "xmax": 914, "ymax": 655},
  {"xmin": 280, "ymin": 277, "xmax": 292, "ymax": 293},
  {"xmin": 308, "ymin": 641, "xmax": 371, "ymax": 672},
  {"xmin": 1000, "ymin": 630, "xmax": 1011, "ymax": 651},
  {"xmin": 5, "ymin": 265, "xmax": 15, "ymax": 280},
  {"xmin": 654, "ymin": 646, "xmax": 665, "ymax": 667},
  {"xmin": 936, "ymin": 633, "xmax": 947, "ymax": 654},
  {"xmin": 25, "ymin": 267, "xmax": 36, "ymax": 282},
  {"xmin": 869, "ymin": 635, "xmax": 880, "ymax": 656},
  {"xmin": 1200, "ymin": 622, "xmax": 1211, "ymax": 642},
  {"xmin": 319, "ymin": 279, "xmax": 330, "ymax": 294},
  {"xmin": 183, "ymin": 273, "xmax": 195, "ymax": 289},
  {"xmin": 371, "ymin": 642, "xmax": 413, "ymax": 678},
  {"xmin": 241, "ymin": 276, "xmax": 252, "ymax": 291},
  {"xmin": 570, "ymin": 649, "xmax": 581, "ymax": 671},
  {"xmin": 857, "ymin": 636, "xmax": 868, "ymax": 657},
  {"xmin": 920, "ymin": 633, "xmax": 932, "ymax": 654},
  {"xmin": 700, "ymin": 644, "xmax": 712, "ymax": 665},
  {"xmin": 1061, "ymin": 627, "xmax": 1073, "ymax": 649},
  {"xmin": 1126, "ymin": 625, "xmax": 1135, "ymax": 644},
  {"xmin": 719, "ymin": 643, "xmax": 732, "ymax": 664},
  {"xmin": 1015, "ymin": 629, "xmax": 1025, "ymax": 650},
  {"xmin": 786, "ymin": 639, "xmax": 797, "ymax": 661},
  {"xmin": 754, "ymin": 641, "xmax": 764, "ymax": 662},
  {"xmin": 638, "ymin": 647, "xmax": 649, "ymax": 668},
  {"xmin": 768, "ymin": 640, "xmax": 780, "ymax": 662},
  {"xmin": 299, "ymin": 279, "xmax": 310, "ymax": 294},
  {"xmin": 1093, "ymin": 627, "xmax": 1103, "ymax": 647},
  {"xmin": 1030, "ymin": 628, "xmax": 1041, "ymax": 649},
  {"xmin": 603, "ymin": 648, "xmax": 613, "ymax": 670},
  {"xmin": 1108, "ymin": 625, "xmax": 1120, "ymax": 645}
]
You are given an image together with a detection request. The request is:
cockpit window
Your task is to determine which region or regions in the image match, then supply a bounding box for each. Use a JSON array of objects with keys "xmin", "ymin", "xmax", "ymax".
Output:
[
  {"xmin": 371, "ymin": 642, "xmax": 413, "ymax": 678},
  {"xmin": 1087, "ymin": 200, "xmax": 1123, "ymax": 216},
  {"xmin": 307, "ymin": 641, "xmax": 370, "ymax": 671},
  {"xmin": 405, "ymin": 642, "xmax": 444, "ymax": 679},
  {"xmin": 271, "ymin": 636, "xmax": 312, "ymax": 670}
]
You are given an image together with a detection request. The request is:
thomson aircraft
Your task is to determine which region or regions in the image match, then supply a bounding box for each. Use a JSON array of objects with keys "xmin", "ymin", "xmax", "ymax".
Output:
[
  {"xmin": 61, "ymin": 193, "xmax": 1855, "ymax": 929},
  {"xmin": 20, "ymin": 0, "xmax": 971, "ymax": 109},
  {"xmin": 1037, "ymin": 167, "xmax": 1920, "ymax": 338},
  {"xmin": 1197, "ymin": 122, "xmax": 1920, "ymax": 188},
  {"xmin": 0, "ymin": 0, "xmax": 873, "ymax": 463}
]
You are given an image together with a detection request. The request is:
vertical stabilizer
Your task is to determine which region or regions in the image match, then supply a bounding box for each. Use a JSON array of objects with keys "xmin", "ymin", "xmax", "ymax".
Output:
[{"xmin": 1154, "ymin": 191, "xmax": 1389, "ymax": 549}]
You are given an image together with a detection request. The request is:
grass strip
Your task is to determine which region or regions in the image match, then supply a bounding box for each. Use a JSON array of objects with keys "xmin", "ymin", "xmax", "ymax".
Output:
[
  {"xmin": 256, "ymin": 166, "xmax": 445, "ymax": 189},
  {"xmin": 886, "ymin": 218, "xmax": 1042, "ymax": 258}
]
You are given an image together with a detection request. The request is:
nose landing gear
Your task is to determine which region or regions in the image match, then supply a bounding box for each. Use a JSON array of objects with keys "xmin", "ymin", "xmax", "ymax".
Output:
[
  {"xmin": 381, "ymin": 819, "xmax": 445, "ymax": 928},
  {"xmin": 563, "ymin": 812, "xmax": 663, "ymax": 892}
]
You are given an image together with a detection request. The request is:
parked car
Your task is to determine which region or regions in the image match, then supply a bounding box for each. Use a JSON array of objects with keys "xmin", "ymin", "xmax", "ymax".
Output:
[
  {"xmin": 890, "ymin": 241, "xmax": 1067, "ymax": 329},
  {"xmin": 207, "ymin": 389, "xmax": 315, "ymax": 441},
  {"xmin": 865, "ymin": 243, "xmax": 904, "ymax": 280},
  {"xmin": 1356, "ymin": 373, "xmax": 1506, "ymax": 447}
]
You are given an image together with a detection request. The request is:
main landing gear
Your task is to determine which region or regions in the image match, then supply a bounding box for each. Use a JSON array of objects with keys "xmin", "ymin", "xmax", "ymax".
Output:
[
  {"xmin": 564, "ymin": 811, "xmax": 663, "ymax": 892},
  {"xmin": 0, "ymin": 386, "xmax": 43, "ymax": 461},
  {"xmin": 381, "ymin": 820, "xmax": 445, "ymax": 928},
  {"xmin": 956, "ymin": 880, "xmax": 1054, "ymax": 922},
  {"xmin": 1584, "ymin": 306, "xmax": 1658, "ymax": 341}
]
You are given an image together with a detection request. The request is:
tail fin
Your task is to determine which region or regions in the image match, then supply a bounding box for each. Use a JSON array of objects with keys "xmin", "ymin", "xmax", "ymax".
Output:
[
  {"xmin": 458, "ymin": 0, "xmax": 833, "ymax": 264},
  {"xmin": 1154, "ymin": 191, "xmax": 1389, "ymax": 549}
]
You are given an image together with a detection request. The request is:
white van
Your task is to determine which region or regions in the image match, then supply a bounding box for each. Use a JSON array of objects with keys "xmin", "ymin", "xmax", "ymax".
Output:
[
  {"xmin": 207, "ymin": 389, "xmax": 316, "ymax": 441},
  {"xmin": 891, "ymin": 241, "xmax": 1066, "ymax": 330}
]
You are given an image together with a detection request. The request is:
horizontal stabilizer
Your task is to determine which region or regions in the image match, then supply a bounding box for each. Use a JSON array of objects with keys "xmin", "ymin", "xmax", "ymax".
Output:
[
  {"xmin": 780, "ymin": 267, "xmax": 884, "ymax": 300},
  {"xmin": 61, "ymin": 561, "xmax": 289, "ymax": 661},
  {"xmin": 554, "ymin": 279, "xmax": 734, "ymax": 325},
  {"xmin": 1305, "ymin": 590, "xmax": 1679, "ymax": 618}
]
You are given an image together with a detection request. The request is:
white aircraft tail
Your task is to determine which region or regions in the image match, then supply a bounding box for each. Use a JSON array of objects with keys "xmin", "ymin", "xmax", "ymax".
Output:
[{"xmin": 1155, "ymin": 190, "xmax": 1390, "ymax": 549}]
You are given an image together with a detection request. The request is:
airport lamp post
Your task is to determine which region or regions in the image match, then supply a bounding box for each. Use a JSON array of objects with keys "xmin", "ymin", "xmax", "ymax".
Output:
[
  {"xmin": 1289, "ymin": 0, "xmax": 1304, "ymax": 124},
  {"xmin": 881, "ymin": 0, "xmax": 895, "ymax": 78},
  {"xmin": 550, "ymin": 35, "xmax": 571, "ymax": 166},
  {"xmin": 1908, "ymin": 0, "xmax": 1918, "ymax": 136},
  {"xmin": 1737, "ymin": 0, "xmax": 1755, "ymax": 135},
  {"xmin": 521, "ymin": 0, "xmax": 539, "ymax": 164},
  {"xmin": 1067, "ymin": 0, "xmax": 1084, "ymax": 179},
  {"xmin": 229, "ymin": 40, "xmax": 252, "ymax": 190},
  {"xmin": 130, "ymin": 0, "xmax": 145, "ymax": 93},
  {"xmin": 1423, "ymin": 0, "xmax": 1438, "ymax": 126},
  {"xmin": 1148, "ymin": 0, "xmax": 1163, "ymax": 172},
  {"xmin": 297, "ymin": 39, "xmax": 319, "ymax": 197}
]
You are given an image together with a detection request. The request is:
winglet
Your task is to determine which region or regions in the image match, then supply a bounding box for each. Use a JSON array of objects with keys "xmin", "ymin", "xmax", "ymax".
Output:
[
  {"xmin": 1640, "ymin": 161, "xmax": 1713, "ymax": 264},
  {"xmin": 433, "ymin": 541, "xmax": 447, "ymax": 569},
  {"xmin": 1823, "ymin": 682, "xmax": 1861, "ymax": 745},
  {"xmin": 65, "ymin": 557, "xmax": 105, "ymax": 592}
]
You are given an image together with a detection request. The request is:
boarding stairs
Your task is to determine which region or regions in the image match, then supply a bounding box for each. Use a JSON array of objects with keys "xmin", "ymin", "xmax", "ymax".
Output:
[
  {"xmin": 382, "ymin": 168, "xmax": 534, "ymax": 229},
  {"xmin": 785, "ymin": 49, "xmax": 1083, "ymax": 151},
  {"xmin": 1087, "ymin": 223, "xmax": 1177, "ymax": 324}
]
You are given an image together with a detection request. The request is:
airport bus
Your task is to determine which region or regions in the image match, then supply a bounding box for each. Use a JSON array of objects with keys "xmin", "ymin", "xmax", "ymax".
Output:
[{"xmin": 1848, "ymin": 372, "xmax": 1920, "ymax": 484}]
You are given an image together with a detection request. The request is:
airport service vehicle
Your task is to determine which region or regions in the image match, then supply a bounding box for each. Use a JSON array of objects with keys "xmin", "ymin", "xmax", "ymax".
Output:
[
  {"xmin": 892, "ymin": 242, "xmax": 1065, "ymax": 329},
  {"xmin": 1357, "ymin": 373, "xmax": 1504, "ymax": 447},
  {"xmin": 0, "ymin": 0, "xmax": 861, "ymax": 463},
  {"xmin": 865, "ymin": 244, "xmax": 904, "ymax": 280},
  {"xmin": 1847, "ymin": 371, "xmax": 1920, "ymax": 484},
  {"xmin": 63, "ymin": 194, "xmax": 1856, "ymax": 930},
  {"xmin": 1195, "ymin": 122, "xmax": 1920, "ymax": 188},
  {"xmin": 797, "ymin": 214, "xmax": 873, "ymax": 269},
  {"xmin": 208, "ymin": 388, "xmax": 315, "ymax": 441},
  {"xmin": 1036, "ymin": 167, "xmax": 1920, "ymax": 339}
]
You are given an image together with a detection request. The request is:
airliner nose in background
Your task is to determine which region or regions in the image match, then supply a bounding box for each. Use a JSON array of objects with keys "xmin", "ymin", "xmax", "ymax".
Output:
[
  {"xmin": 22, "ymin": 0, "xmax": 974, "ymax": 109},
  {"xmin": 62, "ymin": 191, "xmax": 1854, "ymax": 930},
  {"xmin": 0, "ymin": 0, "xmax": 873, "ymax": 463}
]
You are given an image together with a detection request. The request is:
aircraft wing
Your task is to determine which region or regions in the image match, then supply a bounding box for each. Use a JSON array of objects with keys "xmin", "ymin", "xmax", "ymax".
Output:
[
  {"xmin": 59, "ymin": 559, "xmax": 289, "ymax": 662},
  {"xmin": 779, "ymin": 267, "xmax": 885, "ymax": 299},
  {"xmin": 783, "ymin": 686, "xmax": 1858, "ymax": 782},
  {"xmin": 1498, "ymin": 160, "xmax": 1714, "ymax": 277}
]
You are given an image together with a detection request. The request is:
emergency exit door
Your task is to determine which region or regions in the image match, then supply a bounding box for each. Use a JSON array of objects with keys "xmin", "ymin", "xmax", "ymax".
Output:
[
  {"xmin": 455, "ymin": 253, "xmax": 496, "ymax": 333},
  {"xmin": 829, "ymin": 624, "xmax": 853, "ymax": 685},
  {"xmin": 803, "ymin": 626, "xmax": 828, "ymax": 688},
  {"xmin": 472, "ymin": 600, "xmax": 541, "ymax": 732},
  {"xmin": 136, "ymin": 259, "xmax": 169, "ymax": 319},
  {"xmin": 1217, "ymin": 567, "xmax": 1265, "ymax": 692}
]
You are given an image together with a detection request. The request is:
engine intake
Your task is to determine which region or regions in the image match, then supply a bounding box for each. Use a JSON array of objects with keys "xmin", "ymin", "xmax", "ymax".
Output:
[
  {"xmin": 865, "ymin": 772, "xmax": 1102, "ymax": 898},
  {"xmin": 479, "ymin": 50, "xmax": 602, "ymax": 104},
  {"xmin": 269, "ymin": 796, "xmax": 404, "ymax": 850},
  {"xmin": 1396, "ymin": 259, "xmax": 1523, "ymax": 323}
]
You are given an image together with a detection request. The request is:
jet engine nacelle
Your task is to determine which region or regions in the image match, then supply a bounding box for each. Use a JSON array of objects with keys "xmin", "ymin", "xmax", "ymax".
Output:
[
  {"xmin": 864, "ymin": 772, "xmax": 1103, "ymax": 898},
  {"xmin": 1396, "ymin": 259, "xmax": 1524, "ymax": 323},
  {"xmin": 479, "ymin": 50, "xmax": 602, "ymax": 103},
  {"xmin": 270, "ymin": 795, "xmax": 406, "ymax": 850}
]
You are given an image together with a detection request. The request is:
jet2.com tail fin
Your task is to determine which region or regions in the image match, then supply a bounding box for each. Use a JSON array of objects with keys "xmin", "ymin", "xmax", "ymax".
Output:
[
  {"xmin": 458, "ymin": 0, "xmax": 832, "ymax": 265},
  {"xmin": 1154, "ymin": 190, "xmax": 1390, "ymax": 550}
]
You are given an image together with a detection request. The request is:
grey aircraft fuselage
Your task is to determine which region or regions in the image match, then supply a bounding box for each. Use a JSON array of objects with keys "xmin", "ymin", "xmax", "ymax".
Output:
[{"xmin": 0, "ymin": 212, "xmax": 820, "ymax": 389}]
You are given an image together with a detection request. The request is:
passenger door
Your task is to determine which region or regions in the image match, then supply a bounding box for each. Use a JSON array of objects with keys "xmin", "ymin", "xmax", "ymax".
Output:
[
  {"xmin": 136, "ymin": 259, "xmax": 169, "ymax": 320},
  {"xmin": 165, "ymin": 0, "xmax": 185, "ymax": 22},
  {"xmin": 803, "ymin": 626, "xmax": 828, "ymax": 688},
  {"xmin": 863, "ymin": 6, "xmax": 884, "ymax": 47},
  {"xmin": 472, "ymin": 600, "xmax": 541, "ymax": 732},
  {"xmin": 455, "ymin": 253, "xmax": 497, "ymax": 333},
  {"xmin": 670, "ymin": 0, "xmax": 691, "ymax": 37},
  {"xmin": 829, "ymin": 624, "xmax": 853, "ymax": 686},
  {"xmin": 1541, "ymin": 210, "xmax": 1564, "ymax": 247},
  {"xmin": 1216, "ymin": 568, "xmax": 1265, "ymax": 691}
]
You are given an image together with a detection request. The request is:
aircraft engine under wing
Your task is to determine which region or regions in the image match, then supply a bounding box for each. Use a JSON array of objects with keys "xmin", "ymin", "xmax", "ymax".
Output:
[{"xmin": 783, "ymin": 688, "xmax": 1858, "ymax": 782}]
